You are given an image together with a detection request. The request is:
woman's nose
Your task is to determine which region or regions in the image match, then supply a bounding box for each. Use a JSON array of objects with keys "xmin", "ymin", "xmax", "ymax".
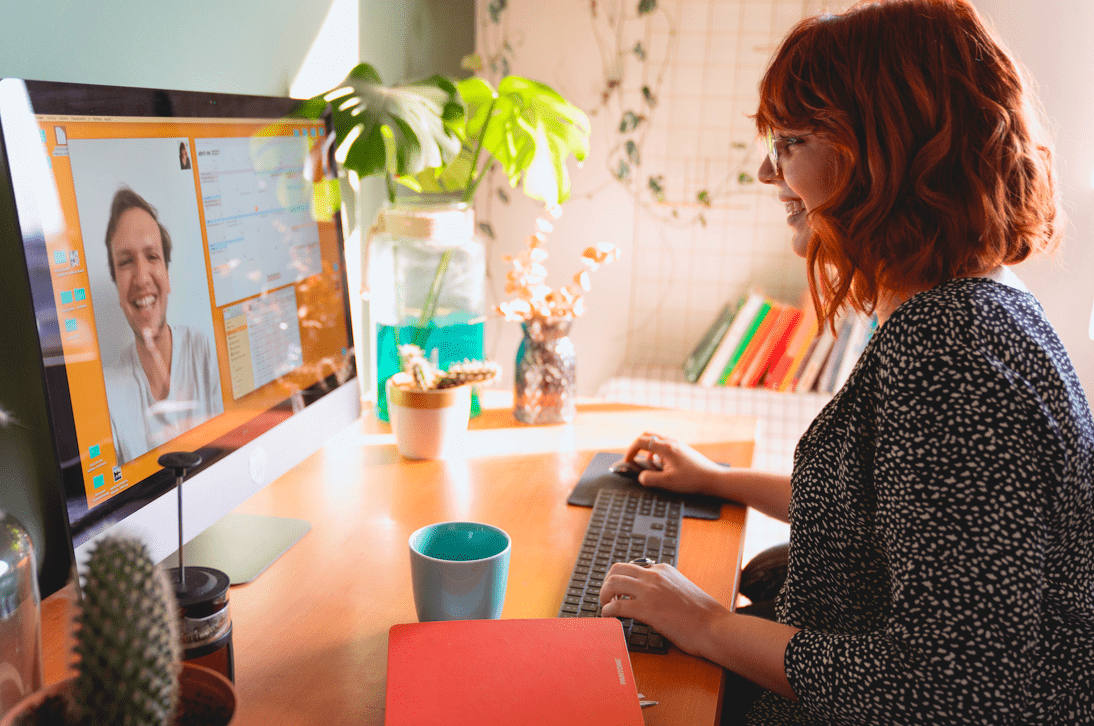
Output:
[{"xmin": 757, "ymin": 153, "xmax": 778, "ymax": 184}]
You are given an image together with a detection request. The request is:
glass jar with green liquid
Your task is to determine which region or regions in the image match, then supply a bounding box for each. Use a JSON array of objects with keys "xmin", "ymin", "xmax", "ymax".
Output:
[{"xmin": 367, "ymin": 202, "xmax": 485, "ymax": 422}]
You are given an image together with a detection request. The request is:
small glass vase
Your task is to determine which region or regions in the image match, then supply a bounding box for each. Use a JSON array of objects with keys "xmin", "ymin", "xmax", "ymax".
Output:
[{"xmin": 513, "ymin": 318, "xmax": 576, "ymax": 425}]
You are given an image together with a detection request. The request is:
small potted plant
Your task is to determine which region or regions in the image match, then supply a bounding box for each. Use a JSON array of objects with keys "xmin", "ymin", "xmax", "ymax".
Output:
[
  {"xmin": 386, "ymin": 344, "xmax": 500, "ymax": 460},
  {"xmin": 1, "ymin": 536, "xmax": 235, "ymax": 726}
]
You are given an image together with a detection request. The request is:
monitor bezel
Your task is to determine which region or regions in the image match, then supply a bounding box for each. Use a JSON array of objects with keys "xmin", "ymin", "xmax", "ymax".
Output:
[{"xmin": 6, "ymin": 77, "xmax": 358, "ymax": 572}]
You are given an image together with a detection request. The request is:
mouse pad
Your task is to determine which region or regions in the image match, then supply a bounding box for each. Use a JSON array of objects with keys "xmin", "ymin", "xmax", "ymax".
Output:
[{"xmin": 567, "ymin": 452, "xmax": 724, "ymax": 520}]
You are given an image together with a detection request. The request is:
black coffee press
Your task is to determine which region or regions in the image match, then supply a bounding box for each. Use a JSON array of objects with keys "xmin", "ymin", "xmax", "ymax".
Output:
[{"xmin": 159, "ymin": 452, "xmax": 235, "ymax": 682}]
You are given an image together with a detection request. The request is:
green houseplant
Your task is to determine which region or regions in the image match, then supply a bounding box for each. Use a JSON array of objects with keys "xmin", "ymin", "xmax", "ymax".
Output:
[
  {"xmin": 2, "ymin": 536, "xmax": 235, "ymax": 726},
  {"xmin": 296, "ymin": 59, "xmax": 592, "ymax": 420},
  {"xmin": 297, "ymin": 59, "xmax": 591, "ymax": 206}
]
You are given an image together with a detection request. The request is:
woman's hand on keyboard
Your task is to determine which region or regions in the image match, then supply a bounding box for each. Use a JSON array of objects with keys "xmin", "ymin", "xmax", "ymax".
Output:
[
  {"xmin": 624, "ymin": 433, "xmax": 727, "ymax": 496},
  {"xmin": 598, "ymin": 561, "xmax": 731, "ymax": 660}
]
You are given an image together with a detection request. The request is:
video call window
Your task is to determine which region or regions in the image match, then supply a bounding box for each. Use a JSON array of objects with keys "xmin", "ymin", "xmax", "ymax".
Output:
[{"xmin": 36, "ymin": 112, "xmax": 349, "ymax": 517}]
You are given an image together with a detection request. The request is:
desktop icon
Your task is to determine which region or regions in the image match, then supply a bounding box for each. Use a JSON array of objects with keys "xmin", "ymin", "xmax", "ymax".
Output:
[
  {"xmin": 69, "ymin": 250, "xmax": 80, "ymax": 268},
  {"xmin": 89, "ymin": 444, "xmax": 100, "ymax": 459},
  {"xmin": 64, "ymin": 318, "xmax": 77, "ymax": 332},
  {"xmin": 112, "ymin": 466, "xmax": 123, "ymax": 483},
  {"xmin": 60, "ymin": 291, "xmax": 73, "ymax": 305},
  {"xmin": 74, "ymin": 287, "xmax": 86, "ymax": 301},
  {"xmin": 92, "ymin": 474, "xmax": 105, "ymax": 490},
  {"xmin": 53, "ymin": 250, "xmax": 67, "ymax": 265}
]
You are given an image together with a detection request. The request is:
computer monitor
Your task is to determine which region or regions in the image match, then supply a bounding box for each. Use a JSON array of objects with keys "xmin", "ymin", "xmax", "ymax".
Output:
[{"xmin": 0, "ymin": 77, "xmax": 359, "ymax": 597}]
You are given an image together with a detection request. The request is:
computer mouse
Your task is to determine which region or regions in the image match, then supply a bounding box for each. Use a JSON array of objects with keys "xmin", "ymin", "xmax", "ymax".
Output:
[{"xmin": 609, "ymin": 454, "xmax": 661, "ymax": 480}]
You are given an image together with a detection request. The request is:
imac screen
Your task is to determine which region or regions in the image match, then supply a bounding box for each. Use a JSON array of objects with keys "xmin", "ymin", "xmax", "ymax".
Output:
[{"xmin": 2, "ymin": 78, "xmax": 356, "ymax": 573}]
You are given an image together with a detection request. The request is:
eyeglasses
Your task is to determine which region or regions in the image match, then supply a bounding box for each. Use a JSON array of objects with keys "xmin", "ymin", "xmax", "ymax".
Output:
[{"xmin": 760, "ymin": 130, "xmax": 814, "ymax": 169}]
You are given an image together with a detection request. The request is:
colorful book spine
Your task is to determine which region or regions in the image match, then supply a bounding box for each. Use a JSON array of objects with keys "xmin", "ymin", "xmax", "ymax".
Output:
[
  {"xmin": 794, "ymin": 324, "xmax": 837, "ymax": 393},
  {"xmin": 698, "ymin": 293, "xmax": 767, "ymax": 388},
  {"xmin": 744, "ymin": 306, "xmax": 802, "ymax": 388},
  {"xmin": 817, "ymin": 315, "xmax": 854, "ymax": 394},
  {"xmin": 831, "ymin": 313, "xmax": 878, "ymax": 391},
  {"xmin": 724, "ymin": 302, "xmax": 781, "ymax": 387},
  {"xmin": 766, "ymin": 299, "xmax": 818, "ymax": 391},
  {"xmin": 682, "ymin": 300, "xmax": 738, "ymax": 383},
  {"xmin": 783, "ymin": 333, "xmax": 821, "ymax": 392}
]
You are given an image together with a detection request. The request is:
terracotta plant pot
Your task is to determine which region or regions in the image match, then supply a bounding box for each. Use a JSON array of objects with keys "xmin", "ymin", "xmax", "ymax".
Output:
[
  {"xmin": 386, "ymin": 378, "xmax": 472, "ymax": 460},
  {"xmin": 0, "ymin": 662, "xmax": 236, "ymax": 726},
  {"xmin": 177, "ymin": 662, "xmax": 237, "ymax": 725}
]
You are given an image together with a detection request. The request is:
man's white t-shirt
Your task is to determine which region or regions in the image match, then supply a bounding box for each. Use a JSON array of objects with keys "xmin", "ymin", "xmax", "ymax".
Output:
[{"xmin": 105, "ymin": 324, "xmax": 223, "ymax": 464}]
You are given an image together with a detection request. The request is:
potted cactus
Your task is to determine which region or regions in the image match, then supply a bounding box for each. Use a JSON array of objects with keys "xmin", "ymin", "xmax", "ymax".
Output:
[
  {"xmin": 1, "ymin": 536, "xmax": 235, "ymax": 726},
  {"xmin": 386, "ymin": 344, "xmax": 499, "ymax": 459}
]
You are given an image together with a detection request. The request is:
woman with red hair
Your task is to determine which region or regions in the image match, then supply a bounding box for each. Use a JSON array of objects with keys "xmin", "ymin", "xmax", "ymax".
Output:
[{"xmin": 599, "ymin": 1, "xmax": 1093, "ymax": 723}]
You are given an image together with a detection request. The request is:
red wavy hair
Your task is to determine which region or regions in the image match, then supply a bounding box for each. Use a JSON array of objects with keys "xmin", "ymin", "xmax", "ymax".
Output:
[{"xmin": 754, "ymin": 0, "xmax": 1060, "ymax": 325}]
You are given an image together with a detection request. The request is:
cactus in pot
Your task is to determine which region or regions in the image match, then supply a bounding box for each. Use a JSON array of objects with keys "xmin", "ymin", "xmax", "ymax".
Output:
[
  {"xmin": 71, "ymin": 536, "xmax": 182, "ymax": 725},
  {"xmin": 393, "ymin": 344, "xmax": 500, "ymax": 391},
  {"xmin": 7, "ymin": 536, "xmax": 233, "ymax": 726}
]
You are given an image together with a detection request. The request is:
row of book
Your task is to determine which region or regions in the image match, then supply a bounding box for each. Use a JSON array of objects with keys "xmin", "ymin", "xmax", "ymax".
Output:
[{"xmin": 682, "ymin": 290, "xmax": 877, "ymax": 394}]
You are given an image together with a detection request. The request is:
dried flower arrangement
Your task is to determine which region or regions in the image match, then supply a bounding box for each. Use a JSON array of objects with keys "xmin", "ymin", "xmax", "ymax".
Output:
[
  {"xmin": 496, "ymin": 205, "xmax": 621, "ymax": 322},
  {"xmin": 389, "ymin": 344, "xmax": 501, "ymax": 392}
]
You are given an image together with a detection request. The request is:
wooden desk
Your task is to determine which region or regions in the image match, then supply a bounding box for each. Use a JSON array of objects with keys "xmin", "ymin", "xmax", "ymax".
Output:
[{"xmin": 40, "ymin": 392, "xmax": 756, "ymax": 725}]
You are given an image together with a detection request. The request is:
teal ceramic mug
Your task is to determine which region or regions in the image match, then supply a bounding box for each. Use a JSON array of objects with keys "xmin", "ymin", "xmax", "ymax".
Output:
[{"xmin": 408, "ymin": 522, "xmax": 511, "ymax": 622}]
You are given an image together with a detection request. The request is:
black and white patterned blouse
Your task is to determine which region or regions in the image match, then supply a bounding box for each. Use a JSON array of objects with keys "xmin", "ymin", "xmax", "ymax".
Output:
[{"xmin": 750, "ymin": 277, "xmax": 1094, "ymax": 725}]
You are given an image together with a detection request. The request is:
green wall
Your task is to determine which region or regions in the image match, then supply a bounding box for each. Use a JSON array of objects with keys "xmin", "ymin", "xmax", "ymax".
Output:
[
  {"xmin": 0, "ymin": 0, "xmax": 474, "ymax": 95},
  {"xmin": 0, "ymin": 0, "xmax": 328, "ymax": 94}
]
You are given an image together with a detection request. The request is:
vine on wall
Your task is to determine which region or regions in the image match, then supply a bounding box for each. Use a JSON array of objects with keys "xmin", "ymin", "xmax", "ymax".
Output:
[
  {"xmin": 587, "ymin": 0, "xmax": 765, "ymax": 228},
  {"xmin": 474, "ymin": 0, "xmax": 767, "ymax": 233}
]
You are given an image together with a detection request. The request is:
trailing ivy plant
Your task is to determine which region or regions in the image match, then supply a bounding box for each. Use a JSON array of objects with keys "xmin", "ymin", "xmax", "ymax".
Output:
[{"xmin": 589, "ymin": 0, "xmax": 762, "ymax": 226}]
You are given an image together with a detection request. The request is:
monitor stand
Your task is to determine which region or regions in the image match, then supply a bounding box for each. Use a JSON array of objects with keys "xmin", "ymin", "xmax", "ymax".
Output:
[{"xmin": 159, "ymin": 513, "xmax": 311, "ymax": 585}]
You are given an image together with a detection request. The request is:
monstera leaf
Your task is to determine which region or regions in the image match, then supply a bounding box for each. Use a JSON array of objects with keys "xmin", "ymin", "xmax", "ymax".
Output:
[
  {"xmin": 463, "ymin": 75, "xmax": 589, "ymax": 205},
  {"xmin": 297, "ymin": 63, "xmax": 464, "ymax": 190},
  {"xmin": 402, "ymin": 75, "xmax": 591, "ymax": 206}
]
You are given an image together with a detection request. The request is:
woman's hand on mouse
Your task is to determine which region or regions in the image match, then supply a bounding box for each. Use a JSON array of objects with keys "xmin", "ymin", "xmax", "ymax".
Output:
[
  {"xmin": 624, "ymin": 432, "xmax": 726, "ymax": 495},
  {"xmin": 599, "ymin": 561, "xmax": 731, "ymax": 661}
]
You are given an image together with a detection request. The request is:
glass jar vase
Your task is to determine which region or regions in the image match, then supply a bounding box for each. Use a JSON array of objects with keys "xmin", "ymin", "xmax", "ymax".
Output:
[
  {"xmin": 0, "ymin": 510, "xmax": 42, "ymax": 717},
  {"xmin": 367, "ymin": 201, "xmax": 485, "ymax": 422},
  {"xmin": 513, "ymin": 318, "xmax": 576, "ymax": 425}
]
